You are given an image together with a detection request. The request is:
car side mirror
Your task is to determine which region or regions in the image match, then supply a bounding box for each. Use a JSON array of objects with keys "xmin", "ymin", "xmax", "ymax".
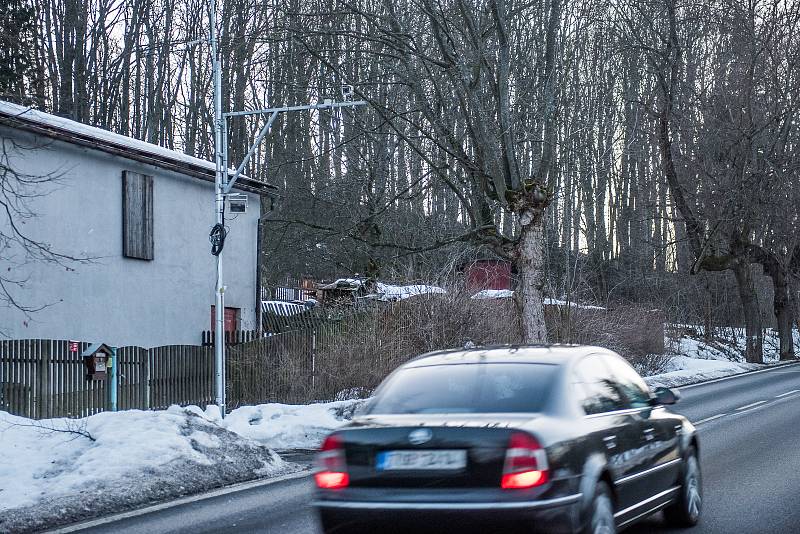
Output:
[{"xmin": 652, "ymin": 386, "xmax": 680, "ymax": 405}]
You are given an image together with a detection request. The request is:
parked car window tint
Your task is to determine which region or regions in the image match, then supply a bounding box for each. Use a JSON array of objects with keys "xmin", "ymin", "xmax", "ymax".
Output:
[
  {"xmin": 367, "ymin": 363, "xmax": 558, "ymax": 414},
  {"xmin": 604, "ymin": 355, "xmax": 653, "ymax": 409},
  {"xmin": 573, "ymin": 355, "xmax": 626, "ymax": 415}
]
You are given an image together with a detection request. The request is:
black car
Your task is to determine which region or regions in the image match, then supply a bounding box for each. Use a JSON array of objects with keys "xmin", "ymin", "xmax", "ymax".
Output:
[{"xmin": 313, "ymin": 345, "xmax": 701, "ymax": 534}]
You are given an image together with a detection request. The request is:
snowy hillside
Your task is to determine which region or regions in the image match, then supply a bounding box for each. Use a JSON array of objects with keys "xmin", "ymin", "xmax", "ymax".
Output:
[{"xmin": 643, "ymin": 326, "xmax": 797, "ymax": 388}]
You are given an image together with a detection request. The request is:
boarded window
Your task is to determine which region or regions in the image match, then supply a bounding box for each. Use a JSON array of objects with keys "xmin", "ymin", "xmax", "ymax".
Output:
[{"xmin": 122, "ymin": 171, "xmax": 154, "ymax": 260}]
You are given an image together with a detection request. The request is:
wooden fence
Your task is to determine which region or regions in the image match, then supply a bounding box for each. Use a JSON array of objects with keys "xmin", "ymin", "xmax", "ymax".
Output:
[
  {"xmin": 0, "ymin": 328, "xmax": 363, "ymax": 419},
  {"xmin": 0, "ymin": 308, "xmax": 419, "ymax": 419},
  {"xmin": 200, "ymin": 329, "xmax": 259, "ymax": 347},
  {"xmin": 1, "ymin": 299, "xmax": 666, "ymax": 420},
  {"xmin": 0, "ymin": 340, "xmax": 214, "ymax": 419}
]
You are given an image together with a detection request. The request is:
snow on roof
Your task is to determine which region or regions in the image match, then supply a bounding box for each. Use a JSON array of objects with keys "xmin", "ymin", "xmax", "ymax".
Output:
[
  {"xmin": 374, "ymin": 282, "xmax": 446, "ymax": 301},
  {"xmin": 334, "ymin": 278, "xmax": 365, "ymax": 287},
  {"xmin": 261, "ymin": 300, "xmax": 312, "ymax": 317},
  {"xmin": 0, "ymin": 100, "xmax": 274, "ymax": 194},
  {"xmin": 316, "ymin": 278, "xmax": 369, "ymax": 291}
]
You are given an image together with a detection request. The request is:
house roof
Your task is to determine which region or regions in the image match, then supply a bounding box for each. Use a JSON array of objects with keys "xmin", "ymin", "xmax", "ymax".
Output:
[
  {"xmin": 81, "ymin": 342, "xmax": 113, "ymax": 357},
  {"xmin": 0, "ymin": 100, "xmax": 276, "ymax": 196}
]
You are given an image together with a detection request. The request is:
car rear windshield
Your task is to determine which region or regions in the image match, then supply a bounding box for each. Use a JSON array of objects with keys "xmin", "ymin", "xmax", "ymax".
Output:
[{"xmin": 367, "ymin": 363, "xmax": 558, "ymax": 414}]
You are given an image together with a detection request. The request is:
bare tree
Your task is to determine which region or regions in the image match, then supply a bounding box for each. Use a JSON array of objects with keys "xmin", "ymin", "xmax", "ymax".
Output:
[
  {"xmin": 0, "ymin": 131, "xmax": 90, "ymax": 318},
  {"xmin": 5, "ymin": 0, "xmax": 796, "ymax": 357},
  {"xmin": 618, "ymin": 0, "xmax": 800, "ymax": 362},
  {"xmin": 285, "ymin": 0, "xmax": 573, "ymax": 342}
]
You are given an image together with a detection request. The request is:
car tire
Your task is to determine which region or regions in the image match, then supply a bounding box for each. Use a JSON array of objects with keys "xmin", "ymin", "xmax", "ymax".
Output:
[
  {"xmin": 582, "ymin": 481, "xmax": 616, "ymax": 534},
  {"xmin": 664, "ymin": 447, "xmax": 702, "ymax": 527}
]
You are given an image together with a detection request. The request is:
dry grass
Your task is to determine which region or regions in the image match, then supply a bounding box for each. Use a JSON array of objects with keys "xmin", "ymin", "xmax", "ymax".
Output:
[{"xmin": 227, "ymin": 288, "xmax": 667, "ymax": 405}]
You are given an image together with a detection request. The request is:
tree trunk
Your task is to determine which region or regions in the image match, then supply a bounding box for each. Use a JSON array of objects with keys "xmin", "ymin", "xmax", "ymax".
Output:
[
  {"xmin": 515, "ymin": 208, "xmax": 547, "ymax": 344},
  {"xmin": 771, "ymin": 271, "xmax": 795, "ymax": 360},
  {"xmin": 733, "ymin": 261, "xmax": 763, "ymax": 363},
  {"xmin": 791, "ymin": 275, "xmax": 800, "ymax": 337},
  {"xmin": 751, "ymin": 247, "xmax": 795, "ymax": 361},
  {"xmin": 702, "ymin": 274, "xmax": 714, "ymax": 342}
]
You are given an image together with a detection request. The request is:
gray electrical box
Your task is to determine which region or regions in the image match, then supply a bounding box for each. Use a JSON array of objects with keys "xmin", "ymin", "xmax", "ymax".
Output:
[{"xmin": 227, "ymin": 193, "xmax": 248, "ymax": 213}]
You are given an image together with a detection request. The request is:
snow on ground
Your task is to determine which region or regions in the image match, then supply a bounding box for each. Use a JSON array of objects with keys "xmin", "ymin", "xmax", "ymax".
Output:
[
  {"xmin": 0, "ymin": 407, "xmax": 290, "ymax": 533},
  {"xmin": 642, "ymin": 327, "xmax": 799, "ymax": 388},
  {"xmin": 0, "ymin": 397, "xmax": 368, "ymax": 532},
  {"xmin": 470, "ymin": 290, "xmax": 606, "ymax": 310},
  {"xmin": 644, "ymin": 355, "xmax": 760, "ymax": 389},
  {"xmin": 471, "ymin": 289, "xmax": 515, "ymax": 299},
  {"xmin": 2, "ymin": 324, "xmax": 795, "ymax": 531},
  {"xmin": 208, "ymin": 399, "xmax": 366, "ymax": 450},
  {"xmin": 543, "ymin": 297, "xmax": 606, "ymax": 310}
]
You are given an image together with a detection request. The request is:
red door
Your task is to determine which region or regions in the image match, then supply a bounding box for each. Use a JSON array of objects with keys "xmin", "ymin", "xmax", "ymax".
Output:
[{"xmin": 211, "ymin": 306, "xmax": 239, "ymax": 333}]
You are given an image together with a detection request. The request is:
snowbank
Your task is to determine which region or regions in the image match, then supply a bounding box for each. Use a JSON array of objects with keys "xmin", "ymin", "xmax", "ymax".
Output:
[
  {"xmin": 644, "ymin": 356, "xmax": 759, "ymax": 388},
  {"xmin": 471, "ymin": 289, "xmax": 515, "ymax": 299},
  {"xmin": 214, "ymin": 399, "xmax": 367, "ymax": 449},
  {"xmin": 0, "ymin": 407, "xmax": 289, "ymax": 533},
  {"xmin": 469, "ymin": 290, "xmax": 606, "ymax": 310},
  {"xmin": 642, "ymin": 327, "xmax": 796, "ymax": 388},
  {"xmin": 544, "ymin": 297, "xmax": 606, "ymax": 310}
]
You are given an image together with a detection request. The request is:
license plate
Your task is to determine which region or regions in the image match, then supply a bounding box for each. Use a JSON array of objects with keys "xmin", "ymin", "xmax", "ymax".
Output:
[{"xmin": 376, "ymin": 450, "xmax": 467, "ymax": 471}]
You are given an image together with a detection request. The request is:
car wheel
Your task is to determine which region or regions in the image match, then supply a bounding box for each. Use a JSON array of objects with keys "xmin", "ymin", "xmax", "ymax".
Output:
[
  {"xmin": 664, "ymin": 447, "xmax": 702, "ymax": 527},
  {"xmin": 582, "ymin": 481, "xmax": 616, "ymax": 534}
]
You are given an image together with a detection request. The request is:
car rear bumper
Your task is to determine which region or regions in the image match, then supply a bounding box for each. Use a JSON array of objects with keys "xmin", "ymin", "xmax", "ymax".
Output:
[
  {"xmin": 313, "ymin": 493, "xmax": 582, "ymax": 534},
  {"xmin": 313, "ymin": 492, "xmax": 581, "ymax": 510}
]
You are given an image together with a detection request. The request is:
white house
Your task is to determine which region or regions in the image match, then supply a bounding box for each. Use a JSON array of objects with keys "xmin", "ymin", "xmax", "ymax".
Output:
[{"xmin": 0, "ymin": 100, "xmax": 275, "ymax": 347}]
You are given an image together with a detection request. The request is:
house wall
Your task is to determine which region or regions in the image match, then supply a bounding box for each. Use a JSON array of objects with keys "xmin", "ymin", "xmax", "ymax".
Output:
[{"xmin": 0, "ymin": 127, "xmax": 261, "ymax": 347}]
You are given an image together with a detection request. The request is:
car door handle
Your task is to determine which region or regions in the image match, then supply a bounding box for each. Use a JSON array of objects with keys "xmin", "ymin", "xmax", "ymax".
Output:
[
  {"xmin": 643, "ymin": 428, "xmax": 656, "ymax": 441},
  {"xmin": 603, "ymin": 435, "xmax": 616, "ymax": 449}
]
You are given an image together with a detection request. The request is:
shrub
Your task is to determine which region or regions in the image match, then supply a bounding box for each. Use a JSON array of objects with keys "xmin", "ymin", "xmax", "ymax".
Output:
[{"xmin": 227, "ymin": 286, "xmax": 667, "ymax": 405}]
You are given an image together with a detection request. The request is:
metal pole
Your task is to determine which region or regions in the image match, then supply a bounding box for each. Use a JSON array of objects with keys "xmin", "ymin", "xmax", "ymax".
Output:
[
  {"xmin": 210, "ymin": 0, "xmax": 226, "ymax": 417},
  {"xmin": 205, "ymin": 4, "xmax": 365, "ymax": 417},
  {"xmin": 109, "ymin": 346, "xmax": 118, "ymax": 412},
  {"xmin": 221, "ymin": 106, "xmax": 229, "ymax": 409}
]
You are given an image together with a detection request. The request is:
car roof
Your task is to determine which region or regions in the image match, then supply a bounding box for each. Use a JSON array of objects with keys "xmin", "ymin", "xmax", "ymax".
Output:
[{"xmin": 403, "ymin": 344, "xmax": 612, "ymax": 368}]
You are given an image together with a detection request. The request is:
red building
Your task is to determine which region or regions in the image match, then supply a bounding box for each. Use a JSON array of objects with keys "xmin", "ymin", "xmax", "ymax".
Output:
[{"xmin": 463, "ymin": 260, "xmax": 512, "ymax": 291}]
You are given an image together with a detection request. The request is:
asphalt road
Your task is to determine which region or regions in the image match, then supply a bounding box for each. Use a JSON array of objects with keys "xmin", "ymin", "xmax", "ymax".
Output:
[{"xmin": 69, "ymin": 363, "xmax": 800, "ymax": 534}]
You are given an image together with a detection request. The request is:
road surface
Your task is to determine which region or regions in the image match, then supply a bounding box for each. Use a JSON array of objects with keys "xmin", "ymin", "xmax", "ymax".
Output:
[{"xmin": 66, "ymin": 363, "xmax": 800, "ymax": 534}]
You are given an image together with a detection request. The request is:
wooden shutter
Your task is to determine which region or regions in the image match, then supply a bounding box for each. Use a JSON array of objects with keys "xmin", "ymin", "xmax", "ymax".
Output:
[{"xmin": 122, "ymin": 171, "xmax": 154, "ymax": 260}]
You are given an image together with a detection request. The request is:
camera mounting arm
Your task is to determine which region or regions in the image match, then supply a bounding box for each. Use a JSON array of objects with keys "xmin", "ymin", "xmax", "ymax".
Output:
[{"xmin": 222, "ymin": 99, "xmax": 367, "ymax": 195}]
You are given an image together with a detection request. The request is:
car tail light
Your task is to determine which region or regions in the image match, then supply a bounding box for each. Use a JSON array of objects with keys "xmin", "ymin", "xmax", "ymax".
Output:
[
  {"xmin": 315, "ymin": 434, "xmax": 349, "ymax": 489},
  {"xmin": 501, "ymin": 432, "xmax": 549, "ymax": 489}
]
